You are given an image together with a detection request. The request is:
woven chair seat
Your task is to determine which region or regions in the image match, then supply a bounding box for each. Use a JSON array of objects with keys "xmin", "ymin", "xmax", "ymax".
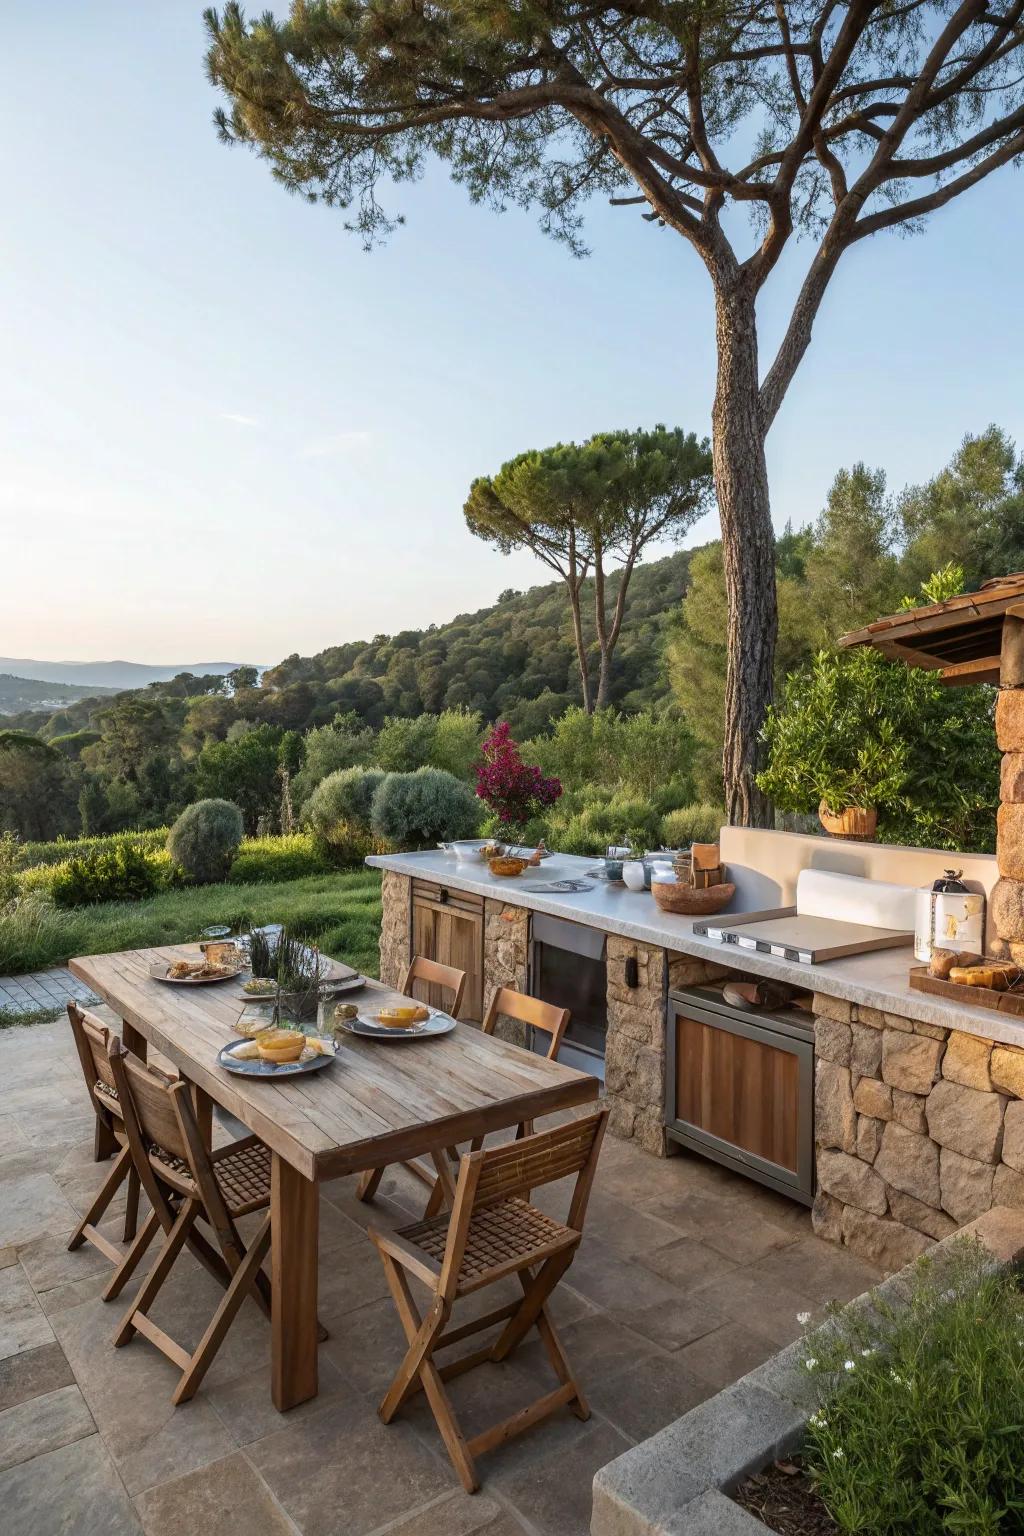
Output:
[
  {"xmin": 398, "ymin": 1197, "xmax": 576, "ymax": 1287},
  {"xmin": 150, "ymin": 1137, "xmax": 272, "ymax": 1216}
]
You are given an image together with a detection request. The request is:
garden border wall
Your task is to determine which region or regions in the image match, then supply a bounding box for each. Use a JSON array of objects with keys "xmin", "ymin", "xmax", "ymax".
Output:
[{"xmin": 590, "ymin": 1206, "xmax": 1024, "ymax": 1536}]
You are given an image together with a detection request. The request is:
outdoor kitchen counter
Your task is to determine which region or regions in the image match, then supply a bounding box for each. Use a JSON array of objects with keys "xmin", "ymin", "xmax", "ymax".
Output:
[{"xmin": 366, "ymin": 849, "xmax": 1024, "ymax": 1049}]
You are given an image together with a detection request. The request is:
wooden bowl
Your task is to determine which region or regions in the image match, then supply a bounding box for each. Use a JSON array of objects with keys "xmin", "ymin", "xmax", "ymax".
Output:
[
  {"xmin": 488, "ymin": 856, "xmax": 528, "ymax": 878},
  {"xmin": 651, "ymin": 880, "xmax": 736, "ymax": 917}
]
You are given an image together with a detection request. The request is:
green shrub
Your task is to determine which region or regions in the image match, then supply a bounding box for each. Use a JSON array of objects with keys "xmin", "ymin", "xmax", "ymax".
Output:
[
  {"xmin": 0, "ymin": 873, "xmax": 382, "ymax": 979},
  {"xmin": 51, "ymin": 842, "xmax": 163, "ymax": 908},
  {"xmin": 0, "ymin": 832, "xmax": 19, "ymax": 909},
  {"xmin": 303, "ymin": 768, "xmax": 386, "ymax": 845},
  {"xmin": 227, "ymin": 833, "xmax": 332, "ymax": 884},
  {"xmin": 370, "ymin": 768, "xmax": 480, "ymax": 848},
  {"xmin": 18, "ymin": 827, "xmax": 169, "ymax": 869},
  {"xmin": 168, "ymin": 799, "xmax": 244, "ymax": 883},
  {"xmin": 525, "ymin": 707, "xmax": 695, "ymax": 802},
  {"xmin": 661, "ymin": 803, "xmax": 725, "ymax": 847},
  {"xmin": 802, "ymin": 1238, "xmax": 1024, "ymax": 1534}
]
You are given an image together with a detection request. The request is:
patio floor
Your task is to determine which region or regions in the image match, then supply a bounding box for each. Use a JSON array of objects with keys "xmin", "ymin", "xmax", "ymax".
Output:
[{"xmin": 0, "ymin": 1015, "xmax": 882, "ymax": 1536}]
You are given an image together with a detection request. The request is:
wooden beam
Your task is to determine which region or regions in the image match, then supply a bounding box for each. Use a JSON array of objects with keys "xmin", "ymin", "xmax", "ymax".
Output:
[
  {"xmin": 1001, "ymin": 606, "xmax": 1024, "ymax": 687},
  {"xmin": 939, "ymin": 658, "xmax": 1001, "ymax": 686}
]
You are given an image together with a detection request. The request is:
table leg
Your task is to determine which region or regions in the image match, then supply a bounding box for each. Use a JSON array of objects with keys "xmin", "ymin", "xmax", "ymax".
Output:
[
  {"xmin": 122, "ymin": 1019, "xmax": 147, "ymax": 1063},
  {"xmin": 271, "ymin": 1153, "xmax": 319, "ymax": 1411}
]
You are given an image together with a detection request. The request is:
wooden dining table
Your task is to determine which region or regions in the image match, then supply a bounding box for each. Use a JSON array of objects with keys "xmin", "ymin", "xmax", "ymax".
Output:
[{"xmin": 69, "ymin": 943, "xmax": 599, "ymax": 1411}]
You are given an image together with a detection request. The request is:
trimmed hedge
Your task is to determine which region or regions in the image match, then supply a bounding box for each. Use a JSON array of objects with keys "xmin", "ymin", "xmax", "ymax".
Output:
[{"xmin": 228, "ymin": 833, "xmax": 332, "ymax": 884}]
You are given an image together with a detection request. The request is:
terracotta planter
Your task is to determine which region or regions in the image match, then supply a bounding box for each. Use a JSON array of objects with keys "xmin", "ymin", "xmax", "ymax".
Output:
[{"xmin": 818, "ymin": 802, "xmax": 878, "ymax": 841}]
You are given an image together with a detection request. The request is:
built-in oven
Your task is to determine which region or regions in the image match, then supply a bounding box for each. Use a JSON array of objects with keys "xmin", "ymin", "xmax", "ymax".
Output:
[
  {"xmin": 528, "ymin": 913, "xmax": 607, "ymax": 1079},
  {"xmin": 666, "ymin": 985, "xmax": 815, "ymax": 1203}
]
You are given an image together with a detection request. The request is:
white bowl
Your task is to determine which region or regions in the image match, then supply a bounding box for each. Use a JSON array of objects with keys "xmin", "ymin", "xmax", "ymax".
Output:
[{"xmin": 451, "ymin": 839, "xmax": 489, "ymax": 863}]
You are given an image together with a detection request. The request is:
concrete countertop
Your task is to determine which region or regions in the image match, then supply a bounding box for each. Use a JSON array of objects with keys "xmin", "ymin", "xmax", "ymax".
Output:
[{"xmin": 366, "ymin": 849, "xmax": 1024, "ymax": 1050}]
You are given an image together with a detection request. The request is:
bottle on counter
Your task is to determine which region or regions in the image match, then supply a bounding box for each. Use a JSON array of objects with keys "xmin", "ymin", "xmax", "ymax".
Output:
[{"xmin": 914, "ymin": 870, "xmax": 986, "ymax": 963}]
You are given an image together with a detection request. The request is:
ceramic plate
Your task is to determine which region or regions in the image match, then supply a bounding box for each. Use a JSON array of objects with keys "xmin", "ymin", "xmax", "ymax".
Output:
[
  {"xmin": 335, "ymin": 1008, "xmax": 457, "ymax": 1042},
  {"xmin": 150, "ymin": 963, "xmax": 244, "ymax": 986},
  {"xmin": 217, "ymin": 1038, "xmax": 338, "ymax": 1077}
]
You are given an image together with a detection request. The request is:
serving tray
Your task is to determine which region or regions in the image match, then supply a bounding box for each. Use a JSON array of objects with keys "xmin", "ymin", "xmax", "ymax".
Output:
[{"xmin": 908, "ymin": 964, "xmax": 1024, "ymax": 1017}]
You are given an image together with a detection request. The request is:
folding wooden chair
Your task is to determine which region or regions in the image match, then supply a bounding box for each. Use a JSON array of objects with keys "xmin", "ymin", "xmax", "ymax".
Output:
[
  {"xmin": 420, "ymin": 987, "xmax": 571, "ymax": 1220},
  {"xmin": 356, "ymin": 955, "xmax": 467, "ymax": 1205},
  {"xmin": 369, "ymin": 1106, "xmax": 609, "ymax": 1492},
  {"xmin": 65, "ymin": 1002, "xmax": 172, "ymax": 1298},
  {"xmin": 107, "ymin": 1035, "xmax": 276, "ymax": 1405}
]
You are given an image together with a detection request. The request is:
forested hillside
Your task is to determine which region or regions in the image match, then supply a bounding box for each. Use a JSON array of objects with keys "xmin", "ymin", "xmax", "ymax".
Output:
[{"xmin": 2, "ymin": 426, "xmax": 1020, "ymax": 849}]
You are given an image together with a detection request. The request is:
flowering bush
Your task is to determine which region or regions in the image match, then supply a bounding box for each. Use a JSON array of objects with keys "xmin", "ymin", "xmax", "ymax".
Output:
[
  {"xmin": 475, "ymin": 723, "xmax": 562, "ymax": 844},
  {"xmin": 801, "ymin": 1238, "xmax": 1024, "ymax": 1533}
]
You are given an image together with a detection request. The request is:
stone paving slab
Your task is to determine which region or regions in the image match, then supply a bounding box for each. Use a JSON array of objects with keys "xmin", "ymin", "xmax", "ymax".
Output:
[
  {"xmin": 0, "ymin": 1015, "xmax": 883, "ymax": 1536},
  {"xmin": 0, "ymin": 967, "xmax": 99, "ymax": 1016}
]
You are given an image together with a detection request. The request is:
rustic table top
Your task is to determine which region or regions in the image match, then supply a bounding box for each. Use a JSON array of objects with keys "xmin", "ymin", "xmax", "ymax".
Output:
[{"xmin": 70, "ymin": 943, "xmax": 599, "ymax": 1182}]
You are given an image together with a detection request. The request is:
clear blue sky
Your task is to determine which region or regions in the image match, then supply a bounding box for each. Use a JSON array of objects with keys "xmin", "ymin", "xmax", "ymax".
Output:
[{"xmin": 3, "ymin": 3, "xmax": 1022, "ymax": 666}]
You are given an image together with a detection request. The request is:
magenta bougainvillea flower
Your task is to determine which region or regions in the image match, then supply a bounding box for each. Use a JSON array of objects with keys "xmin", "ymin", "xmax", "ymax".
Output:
[{"xmin": 475, "ymin": 722, "xmax": 562, "ymax": 840}]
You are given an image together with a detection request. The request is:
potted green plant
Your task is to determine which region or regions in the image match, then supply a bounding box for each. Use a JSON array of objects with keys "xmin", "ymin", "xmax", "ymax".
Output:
[{"xmin": 756, "ymin": 649, "xmax": 915, "ymax": 840}]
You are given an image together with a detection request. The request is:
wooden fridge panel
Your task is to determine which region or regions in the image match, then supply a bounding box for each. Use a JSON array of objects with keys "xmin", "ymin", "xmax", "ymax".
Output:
[
  {"xmin": 674, "ymin": 1012, "xmax": 801, "ymax": 1175},
  {"xmin": 411, "ymin": 892, "xmax": 484, "ymax": 1022}
]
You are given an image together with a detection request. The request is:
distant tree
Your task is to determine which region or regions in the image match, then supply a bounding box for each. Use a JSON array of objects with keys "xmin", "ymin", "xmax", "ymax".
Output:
[
  {"xmin": 467, "ymin": 427, "xmax": 712, "ymax": 710},
  {"xmin": 207, "ymin": 0, "xmax": 1024, "ymax": 823},
  {"xmin": 91, "ymin": 699, "xmax": 176, "ymax": 783},
  {"xmin": 227, "ymin": 665, "xmax": 259, "ymax": 692},
  {"xmin": 196, "ymin": 722, "xmax": 283, "ymax": 833},
  {"xmin": 277, "ymin": 729, "xmax": 305, "ymax": 833},
  {"xmin": 898, "ymin": 427, "xmax": 1024, "ymax": 590},
  {"xmin": 0, "ymin": 733, "xmax": 78, "ymax": 840}
]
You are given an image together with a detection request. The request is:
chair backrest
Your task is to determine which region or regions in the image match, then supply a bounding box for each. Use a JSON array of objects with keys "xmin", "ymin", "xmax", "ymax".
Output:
[
  {"xmin": 67, "ymin": 1001, "xmax": 118, "ymax": 1104},
  {"xmin": 481, "ymin": 986, "xmax": 570, "ymax": 1061},
  {"xmin": 438, "ymin": 1108, "xmax": 609, "ymax": 1293},
  {"xmin": 402, "ymin": 955, "xmax": 467, "ymax": 1016},
  {"xmin": 108, "ymin": 1038, "xmax": 190, "ymax": 1165}
]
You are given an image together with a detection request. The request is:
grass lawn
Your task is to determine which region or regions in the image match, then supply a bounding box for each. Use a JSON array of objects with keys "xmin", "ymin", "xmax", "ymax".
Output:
[{"xmin": 0, "ymin": 870, "xmax": 383, "ymax": 981}]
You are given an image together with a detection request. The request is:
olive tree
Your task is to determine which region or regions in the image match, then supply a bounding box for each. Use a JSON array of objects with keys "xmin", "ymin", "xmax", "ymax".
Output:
[{"xmin": 205, "ymin": 0, "xmax": 1024, "ymax": 821}]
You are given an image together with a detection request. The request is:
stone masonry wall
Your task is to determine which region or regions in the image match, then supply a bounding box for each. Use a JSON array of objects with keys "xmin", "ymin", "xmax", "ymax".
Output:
[
  {"xmin": 378, "ymin": 871, "xmax": 411, "ymax": 989},
  {"xmin": 481, "ymin": 899, "xmax": 530, "ymax": 1048},
  {"xmin": 605, "ymin": 942, "xmax": 731, "ymax": 1157},
  {"xmin": 992, "ymin": 688, "xmax": 1024, "ymax": 960},
  {"xmin": 812, "ymin": 989, "xmax": 1024, "ymax": 1269}
]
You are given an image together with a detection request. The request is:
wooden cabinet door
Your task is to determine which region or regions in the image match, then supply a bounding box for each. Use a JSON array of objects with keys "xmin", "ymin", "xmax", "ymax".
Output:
[
  {"xmin": 410, "ymin": 882, "xmax": 484, "ymax": 1021},
  {"xmin": 667, "ymin": 996, "xmax": 814, "ymax": 1199}
]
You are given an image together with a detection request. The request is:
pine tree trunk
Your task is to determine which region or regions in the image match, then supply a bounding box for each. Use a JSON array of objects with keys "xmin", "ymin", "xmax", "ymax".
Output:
[
  {"xmin": 593, "ymin": 542, "xmax": 611, "ymax": 710},
  {"xmin": 712, "ymin": 282, "xmax": 777, "ymax": 827},
  {"xmin": 566, "ymin": 578, "xmax": 593, "ymax": 714}
]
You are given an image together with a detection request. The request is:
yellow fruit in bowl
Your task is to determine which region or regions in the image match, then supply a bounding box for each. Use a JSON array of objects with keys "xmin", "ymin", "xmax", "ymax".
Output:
[
  {"xmin": 375, "ymin": 1006, "xmax": 429, "ymax": 1028},
  {"xmin": 257, "ymin": 1029, "xmax": 305, "ymax": 1064}
]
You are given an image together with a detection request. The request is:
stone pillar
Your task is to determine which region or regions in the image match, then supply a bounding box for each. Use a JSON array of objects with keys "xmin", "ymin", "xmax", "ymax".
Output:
[
  {"xmin": 482, "ymin": 900, "xmax": 530, "ymax": 1047},
  {"xmin": 994, "ymin": 689, "xmax": 1024, "ymax": 961},
  {"xmin": 378, "ymin": 871, "xmax": 411, "ymax": 989},
  {"xmin": 604, "ymin": 945, "xmax": 730, "ymax": 1158}
]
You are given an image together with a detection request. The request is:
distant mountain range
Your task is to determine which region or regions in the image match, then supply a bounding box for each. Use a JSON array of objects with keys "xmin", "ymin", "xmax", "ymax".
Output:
[{"xmin": 0, "ymin": 658, "xmax": 250, "ymax": 691}]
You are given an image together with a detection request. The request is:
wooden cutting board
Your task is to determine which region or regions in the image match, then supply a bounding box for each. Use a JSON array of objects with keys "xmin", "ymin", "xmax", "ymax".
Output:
[{"xmin": 908, "ymin": 964, "xmax": 1024, "ymax": 1017}]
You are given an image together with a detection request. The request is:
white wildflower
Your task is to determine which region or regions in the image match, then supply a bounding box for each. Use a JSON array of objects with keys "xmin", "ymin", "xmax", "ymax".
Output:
[
  {"xmin": 860, "ymin": 1348, "xmax": 874, "ymax": 1358},
  {"xmin": 797, "ymin": 1311, "xmax": 812, "ymax": 1326},
  {"xmin": 804, "ymin": 1357, "xmax": 818, "ymax": 1370},
  {"xmin": 889, "ymin": 1370, "xmax": 904, "ymax": 1385},
  {"xmin": 843, "ymin": 1359, "xmax": 856, "ymax": 1371},
  {"xmin": 832, "ymin": 1448, "xmax": 845, "ymax": 1461}
]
